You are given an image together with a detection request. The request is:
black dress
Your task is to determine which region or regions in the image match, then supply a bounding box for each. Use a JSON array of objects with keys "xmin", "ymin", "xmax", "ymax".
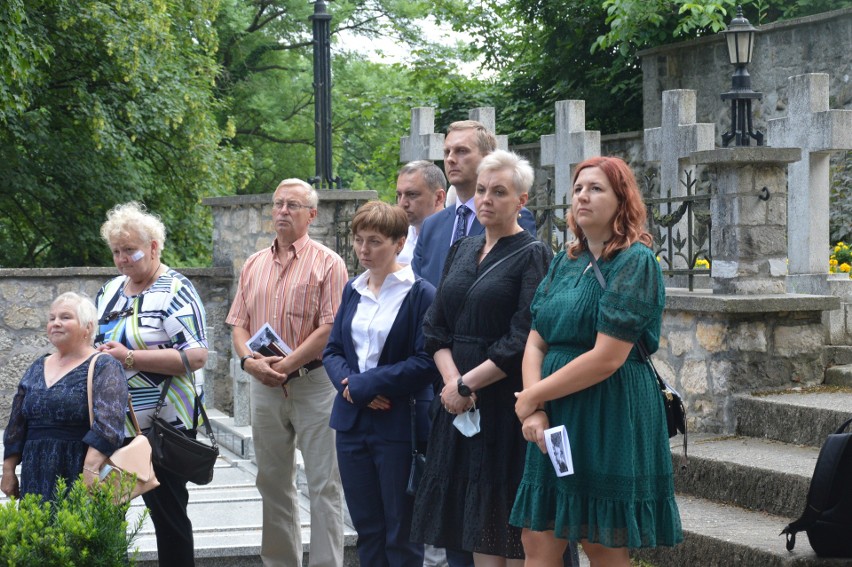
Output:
[{"xmin": 410, "ymin": 231, "xmax": 552, "ymax": 558}]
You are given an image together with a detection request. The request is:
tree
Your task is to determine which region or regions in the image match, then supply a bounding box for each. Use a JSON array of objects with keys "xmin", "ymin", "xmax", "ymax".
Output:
[
  {"xmin": 0, "ymin": 0, "xmax": 249, "ymax": 268},
  {"xmin": 214, "ymin": 0, "xmax": 471, "ymax": 195}
]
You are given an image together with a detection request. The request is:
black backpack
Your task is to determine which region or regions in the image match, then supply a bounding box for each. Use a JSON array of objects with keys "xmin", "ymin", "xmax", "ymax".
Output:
[{"xmin": 781, "ymin": 417, "xmax": 852, "ymax": 557}]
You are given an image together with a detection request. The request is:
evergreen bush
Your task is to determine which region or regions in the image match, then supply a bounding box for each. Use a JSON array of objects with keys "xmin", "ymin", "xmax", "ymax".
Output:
[{"xmin": 0, "ymin": 475, "xmax": 146, "ymax": 566}]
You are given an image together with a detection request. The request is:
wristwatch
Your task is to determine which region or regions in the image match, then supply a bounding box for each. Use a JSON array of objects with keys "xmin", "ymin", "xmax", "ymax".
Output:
[
  {"xmin": 457, "ymin": 377, "xmax": 472, "ymax": 397},
  {"xmin": 240, "ymin": 354, "xmax": 252, "ymax": 371},
  {"xmin": 124, "ymin": 350, "xmax": 135, "ymax": 369}
]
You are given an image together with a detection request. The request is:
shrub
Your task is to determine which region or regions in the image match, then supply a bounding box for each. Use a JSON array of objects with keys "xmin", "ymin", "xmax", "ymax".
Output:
[{"xmin": 0, "ymin": 475, "xmax": 146, "ymax": 566}]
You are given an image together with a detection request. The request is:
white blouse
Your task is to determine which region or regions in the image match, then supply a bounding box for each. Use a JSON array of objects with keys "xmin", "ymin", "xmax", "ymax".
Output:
[{"xmin": 351, "ymin": 264, "xmax": 415, "ymax": 372}]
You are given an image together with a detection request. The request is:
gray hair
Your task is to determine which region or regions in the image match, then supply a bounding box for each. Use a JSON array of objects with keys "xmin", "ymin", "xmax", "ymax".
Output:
[
  {"xmin": 397, "ymin": 161, "xmax": 447, "ymax": 192},
  {"xmin": 477, "ymin": 149, "xmax": 534, "ymax": 194},
  {"xmin": 52, "ymin": 292, "xmax": 98, "ymax": 341},
  {"xmin": 100, "ymin": 202, "xmax": 166, "ymax": 252},
  {"xmin": 276, "ymin": 178, "xmax": 319, "ymax": 208}
]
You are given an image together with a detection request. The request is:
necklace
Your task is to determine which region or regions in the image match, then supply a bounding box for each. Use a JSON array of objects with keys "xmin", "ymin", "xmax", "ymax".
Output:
[{"xmin": 125, "ymin": 262, "xmax": 162, "ymax": 296}]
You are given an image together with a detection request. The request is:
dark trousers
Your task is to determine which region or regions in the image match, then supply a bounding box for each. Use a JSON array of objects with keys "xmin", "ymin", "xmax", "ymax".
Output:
[
  {"xmin": 336, "ymin": 428, "xmax": 424, "ymax": 567},
  {"xmin": 140, "ymin": 435, "xmax": 195, "ymax": 567}
]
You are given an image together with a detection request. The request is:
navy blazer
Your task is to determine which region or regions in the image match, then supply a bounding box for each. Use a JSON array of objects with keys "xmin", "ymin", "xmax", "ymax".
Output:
[
  {"xmin": 412, "ymin": 205, "xmax": 536, "ymax": 287},
  {"xmin": 323, "ymin": 277, "xmax": 439, "ymax": 443}
]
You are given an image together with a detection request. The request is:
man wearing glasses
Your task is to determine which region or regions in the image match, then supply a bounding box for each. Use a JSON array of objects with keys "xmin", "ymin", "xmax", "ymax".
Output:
[{"xmin": 227, "ymin": 178, "xmax": 348, "ymax": 567}]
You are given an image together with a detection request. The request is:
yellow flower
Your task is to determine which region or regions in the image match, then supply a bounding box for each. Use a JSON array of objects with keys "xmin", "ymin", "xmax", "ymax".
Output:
[
  {"xmin": 694, "ymin": 258, "xmax": 710, "ymax": 269},
  {"xmin": 830, "ymin": 258, "xmax": 839, "ymax": 266},
  {"xmin": 840, "ymin": 263, "xmax": 851, "ymax": 273}
]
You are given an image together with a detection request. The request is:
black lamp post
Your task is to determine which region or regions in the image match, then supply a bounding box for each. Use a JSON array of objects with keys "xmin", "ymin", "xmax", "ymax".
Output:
[
  {"xmin": 309, "ymin": 1, "xmax": 340, "ymax": 189},
  {"xmin": 720, "ymin": 5, "xmax": 764, "ymax": 147}
]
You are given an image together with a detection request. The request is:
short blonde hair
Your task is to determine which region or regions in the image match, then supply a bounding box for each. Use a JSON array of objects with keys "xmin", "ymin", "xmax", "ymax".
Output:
[
  {"xmin": 478, "ymin": 150, "xmax": 534, "ymax": 194},
  {"xmin": 100, "ymin": 202, "xmax": 166, "ymax": 252},
  {"xmin": 52, "ymin": 292, "xmax": 97, "ymax": 341}
]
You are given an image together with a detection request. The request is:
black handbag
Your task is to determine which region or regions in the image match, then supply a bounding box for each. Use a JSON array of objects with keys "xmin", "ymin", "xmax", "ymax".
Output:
[
  {"xmin": 146, "ymin": 350, "xmax": 219, "ymax": 485},
  {"xmin": 587, "ymin": 249, "xmax": 687, "ymax": 461},
  {"xmin": 406, "ymin": 396, "xmax": 427, "ymax": 496}
]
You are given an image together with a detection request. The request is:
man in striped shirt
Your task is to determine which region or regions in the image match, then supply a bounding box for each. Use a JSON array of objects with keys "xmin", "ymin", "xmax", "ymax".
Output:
[{"xmin": 227, "ymin": 178, "xmax": 348, "ymax": 567}]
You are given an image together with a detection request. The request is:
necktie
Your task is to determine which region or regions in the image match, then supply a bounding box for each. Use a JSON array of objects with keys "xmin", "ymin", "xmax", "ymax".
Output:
[{"xmin": 452, "ymin": 205, "xmax": 471, "ymax": 244}]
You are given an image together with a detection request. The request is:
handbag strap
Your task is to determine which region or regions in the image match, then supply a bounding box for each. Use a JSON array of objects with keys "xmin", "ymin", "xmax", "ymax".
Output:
[
  {"xmin": 456, "ymin": 239, "xmax": 542, "ymax": 320},
  {"xmin": 409, "ymin": 396, "xmax": 419, "ymax": 456},
  {"xmin": 152, "ymin": 350, "xmax": 218, "ymax": 448},
  {"xmin": 86, "ymin": 352, "xmax": 142, "ymax": 435},
  {"xmin": 587, "ymin": 249, "xmax": 687, "ymax": 461}
]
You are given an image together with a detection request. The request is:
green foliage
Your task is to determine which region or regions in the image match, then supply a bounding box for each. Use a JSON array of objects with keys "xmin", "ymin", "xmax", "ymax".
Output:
[
  {"xmin": 0, "ymin": 0, "xmax": 250, "ymax": 268},
  {"xmin": 0, "ymin": 475, "xmax": 146, "ymax": 566}
]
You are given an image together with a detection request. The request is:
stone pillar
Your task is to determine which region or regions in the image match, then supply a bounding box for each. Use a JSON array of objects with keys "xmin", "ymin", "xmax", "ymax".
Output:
[
  {"xmin": 203, "ymin": 189, "xmax": 377, "ymax": 426},
  {"xmin": 692, "ymin": 147, "xmax": 800, "ymax": 294}
]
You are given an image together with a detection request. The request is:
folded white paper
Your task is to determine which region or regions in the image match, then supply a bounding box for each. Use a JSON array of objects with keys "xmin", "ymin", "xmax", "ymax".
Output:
[{"xmin": 544, "ymin": 424, "xmax": 574, "ymax": 477}]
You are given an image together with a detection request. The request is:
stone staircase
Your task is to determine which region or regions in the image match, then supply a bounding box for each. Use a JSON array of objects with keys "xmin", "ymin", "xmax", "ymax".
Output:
[
  {"xmin": 636, "ymin": 386, "xmax": 852, "ymax": 566},
  {"xmin": 0, "ymin": 410, "xmax": 358, "ymax": 566}
]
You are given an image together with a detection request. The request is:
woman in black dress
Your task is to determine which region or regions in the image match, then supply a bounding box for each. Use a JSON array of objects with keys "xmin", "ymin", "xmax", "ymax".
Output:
[{"xmin": 411, "ymin": 150, "xmax": 552, "ymax": 566}]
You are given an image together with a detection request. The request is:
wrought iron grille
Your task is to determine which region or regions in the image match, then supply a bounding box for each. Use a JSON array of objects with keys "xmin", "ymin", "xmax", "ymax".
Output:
[{"xmin": 526, "ymin": 169, "xmax": 712, "ymax": 291}]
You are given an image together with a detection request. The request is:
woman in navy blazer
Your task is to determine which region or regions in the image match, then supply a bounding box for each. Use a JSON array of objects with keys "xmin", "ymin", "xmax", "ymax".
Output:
[{"xmin": 323, "ymin": 201, "xmax": 439, "ymax": 567}]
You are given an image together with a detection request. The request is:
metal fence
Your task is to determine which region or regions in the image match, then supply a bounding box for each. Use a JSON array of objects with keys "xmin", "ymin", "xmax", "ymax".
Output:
[
  {"xmin": 526, "ymin": 169, "xmax": 712, "ymax": 291},
  {"xmin": 333, "ymin": 169, "xmax": 712, "ymax": 290}
]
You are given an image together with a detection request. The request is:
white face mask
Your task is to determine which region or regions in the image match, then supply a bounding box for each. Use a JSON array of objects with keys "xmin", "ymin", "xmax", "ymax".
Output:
[{"xmin": 452, "ymin": 403, "xmax": 481, "ymax": 437}]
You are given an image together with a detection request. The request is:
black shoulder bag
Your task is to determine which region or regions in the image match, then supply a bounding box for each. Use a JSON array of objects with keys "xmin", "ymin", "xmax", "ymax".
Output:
[
  {"xmin": 147, "ymin": 350, "xmax": 220, "ymax": 485},
  {"xmin": 587, "ymin": 251, "xmax": 687, "ymax": 462}
]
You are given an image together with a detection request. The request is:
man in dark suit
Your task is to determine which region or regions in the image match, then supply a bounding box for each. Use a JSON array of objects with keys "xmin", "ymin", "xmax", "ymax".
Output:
[{"xmin": 412, "ymin": 120, "xmax": 536, "ymax": 287}]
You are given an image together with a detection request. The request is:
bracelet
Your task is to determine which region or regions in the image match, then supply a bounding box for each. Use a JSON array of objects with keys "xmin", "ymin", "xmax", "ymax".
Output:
[
  {"xmin": 83, "ymin": 466, "xmax": 99, "ymax": 475},
  {"xmin": 240, "ymin": 354, "xmax": 252, "ymax": 371},
  {"xmin": 124, "ymin": 350, "xmax": 135, "ymax": 369}
]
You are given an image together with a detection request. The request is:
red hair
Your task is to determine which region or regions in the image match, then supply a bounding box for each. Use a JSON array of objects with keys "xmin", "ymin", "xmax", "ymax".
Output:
[{"xmin": 566, "ymin": 156, "xmax": 653, "ymax": 260}]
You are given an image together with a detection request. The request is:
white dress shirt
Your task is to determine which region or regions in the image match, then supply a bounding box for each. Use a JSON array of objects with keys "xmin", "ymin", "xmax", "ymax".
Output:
[
  {"xmin": 397, "ymin": 225, "xmax": 418, "ymax": 265},
  {"xmin": 351, "ymin": 264, "xmax": 416, "ymax": 372}
]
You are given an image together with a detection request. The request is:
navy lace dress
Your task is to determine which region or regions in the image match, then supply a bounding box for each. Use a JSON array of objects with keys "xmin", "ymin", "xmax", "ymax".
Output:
[{"xmin": 3, "ymin": 354, "xmax": 128, "ymax": 501}]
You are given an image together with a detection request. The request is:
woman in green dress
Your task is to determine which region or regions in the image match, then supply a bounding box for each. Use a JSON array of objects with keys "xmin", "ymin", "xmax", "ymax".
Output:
[{"xmin": 510, "ymin": 156, "xmax": 682, "ymax": 566}]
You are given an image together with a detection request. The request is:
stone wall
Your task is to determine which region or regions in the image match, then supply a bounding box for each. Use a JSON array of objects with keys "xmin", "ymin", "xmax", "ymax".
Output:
[
  {"xmin": 656, "ymin": 291, "xmax": 838, "ymax": 433},
  {"xmin": 640, "ymin": 8, "xmax": 852, "ymax": 134},
  {"xmin": 0, "ymin": 267, "xmax": 231, "ymax": 420}
]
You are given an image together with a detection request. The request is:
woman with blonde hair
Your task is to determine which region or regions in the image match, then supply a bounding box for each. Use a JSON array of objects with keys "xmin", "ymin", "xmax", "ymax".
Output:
[
  {"xmin": 2, "ymin": 292, "xmax": 127, "ymax": 501},
  {"xmin": 96, "ymin": 201, "xmax": 209, "ymax": 567}
]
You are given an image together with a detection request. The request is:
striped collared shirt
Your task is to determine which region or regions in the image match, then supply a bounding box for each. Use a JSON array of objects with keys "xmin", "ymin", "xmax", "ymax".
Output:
[{"xmin": 226, "ymin": 233, "xmax": 347, "ymax": 358}]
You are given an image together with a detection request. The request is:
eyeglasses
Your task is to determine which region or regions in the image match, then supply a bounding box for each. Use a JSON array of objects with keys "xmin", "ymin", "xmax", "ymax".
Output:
[
  {"xmin": 101, "ymin": 306, "xmax": 135, "ymax": 323},
  {"xmin": 272, "ymin": 201, "xmax": 312, "ymax": 212}
]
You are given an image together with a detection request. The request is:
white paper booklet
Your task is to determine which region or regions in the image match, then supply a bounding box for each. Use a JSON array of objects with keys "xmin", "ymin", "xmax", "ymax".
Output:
[
  {"xmin": 544, "ymin": 424, "xmax": 574, "ymax": 477},
  {"xmin": 245, "ymin": 323, "xmax": 292, "ymax": 357}
]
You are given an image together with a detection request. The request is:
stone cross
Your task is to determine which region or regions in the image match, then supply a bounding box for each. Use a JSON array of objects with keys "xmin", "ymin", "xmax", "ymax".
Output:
[
  {"xmin": 540, "ymin": 100, "xmax": 601, "ymax": 205},
  {"xmin": 645, "ymin": 90, "xmax": 715, "ymax": 269},
  {"xmin": 399, "ymin": 107, "xmax": 444, "ymax": 163},
  {"xmin": 767, "ymin": 73, "xmax": 852, "ymax": 295},
  {"xmin": 468, "ymin": 107, "xmax": 509, "ymax": 151}
]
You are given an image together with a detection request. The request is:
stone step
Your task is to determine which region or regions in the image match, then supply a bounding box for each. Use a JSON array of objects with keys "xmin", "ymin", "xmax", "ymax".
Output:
[
  {"xmin": 825, "ymin": 364, "xmax": 852, "ymax": 387},
  {"xmin": 633, "ymin": 494, "xmax": 850, "ymax": 567},
  {"xmin": 734, "ymin": 389, "xmax": 852, "ymax": 447},
  {"xmin": 823, "ymin": 345, "xmax": 852, "ymax": 367},
  {"xmin": 672, "ymin": 435, "xmax": 814, "ymax": 518}
]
